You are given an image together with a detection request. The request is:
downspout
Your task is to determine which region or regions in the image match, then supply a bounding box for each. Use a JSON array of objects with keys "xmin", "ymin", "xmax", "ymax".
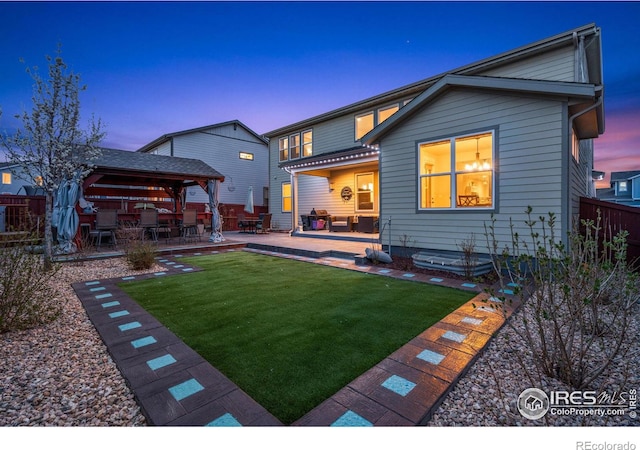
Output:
[{"xmin": 567, "ymin": 91, "xmax": 603, "ymax": 234}]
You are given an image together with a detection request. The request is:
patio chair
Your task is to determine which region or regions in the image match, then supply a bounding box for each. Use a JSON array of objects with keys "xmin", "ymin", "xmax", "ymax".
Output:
[
  {"xmin": 237, "ymin": 213, "xmax": 249, "ymax": 233},
  {"xmin": 356, "ymin": 216, "xmax": 379, "ymax": 233},
  {"xmin": 89, "ymin": 209, "xmax": 118, "ymax": 249},
  {"xmin": 180, "ymin": 209, "xmax": 199, "ymax": 243},
  {"xmin": 328, "ymin": 215, "xmax": 353, "ymax": 232},
  {"xmin": 139, "ymin": 209, "xmax": 159, "ymax": 242},
  {"xmin": 256, "ymin": 213, "xmax": 271, "ymax": 234}
]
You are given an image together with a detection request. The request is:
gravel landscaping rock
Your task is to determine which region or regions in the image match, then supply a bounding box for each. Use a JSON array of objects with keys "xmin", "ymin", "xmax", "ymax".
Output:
[
  {"xmin": 428, "ymin": 298, "xmax": 640, "ymax": 427},
  {"xmin": 0, "ymin": 258, "xmax": 163, "ymax": 426},
  {"xmin": 1, "ymin": 256, "xmax": 637, "ymax": 427}
]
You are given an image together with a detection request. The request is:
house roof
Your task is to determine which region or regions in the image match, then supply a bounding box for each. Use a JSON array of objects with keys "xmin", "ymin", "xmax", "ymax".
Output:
[
  {"xmin": 361, "ymin": 74, "xmax": 604, "ymax": 145},
  {"xmin": 0, "ymin": 161, "xmax": 20, "ymax": 170},
  {"xmin": 611, "ymin": 170, "xmax": 640, "ymax": 182},
  {"xmin": 264, "ymin": 23, "xmax": 602, "ymax": 138},
  {"xmin": 137, "ymin": 119, "xmax": 267, "ymax": 153}
]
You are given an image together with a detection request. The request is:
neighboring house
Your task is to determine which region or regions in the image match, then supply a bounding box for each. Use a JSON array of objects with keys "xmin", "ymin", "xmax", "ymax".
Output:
[
  {"xmin": 596, "ymin": 170, "xmax": 640, "ymax": 207},
  {"xmin": 266, "ymin": 23, "xmax": 604, "ymax": 256},
  {"xmin": 137, "ymin": 120, "xmax": 269, "ymax": 209},
  {"xmin": 0, "ymin": 162, "xmax": 44, "ymax": 195}
]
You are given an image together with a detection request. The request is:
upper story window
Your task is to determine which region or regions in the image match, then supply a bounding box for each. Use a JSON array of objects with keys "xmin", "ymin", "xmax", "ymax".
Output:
[
  {"xmin": 378, "ymin": 104, "xmax": 399, "ymax": 123},
  {"xmin": 279, "ymin": 129, "xmax": 313, "ymax": 161},
  {"xmin": 571, "ymin": 129, "xmax": 580, "ymax": 163},
  {"xmin": 355, "ymin": 112, "xmax": 374, "ymax": 140},
  {"xmin": 354, "ymin": 102, "xmax": 402, "ymax": 140},
  {"xmin": 302, "ymin": 130, "xmax": 313, "ymax": 157},
  {"xmin": 290, "ymin": 134, "xmax": 300, "ymax": 159},
  {"xmin": 618, "ymin": 181, "xmax": 628, "ymax": 193},
  {"xmin": 419, "ymin": 131, "xmax": 494, "ymax": 209},
  {"xmin": 239, "ymin": 152, "xmax": 254, "ymax": 161},
  {"xmin": 2, "ymin": 172, "xmax": 11, "ymax": 184},
  {"xmin": 279, "ymin": 137, "xmax": 289, "ymax": 162}
]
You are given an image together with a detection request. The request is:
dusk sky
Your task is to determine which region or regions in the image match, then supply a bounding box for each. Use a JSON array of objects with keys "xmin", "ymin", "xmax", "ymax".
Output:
[{"xmin": 1, "ymin": 1, "xmax": 639, "ymax": 187}]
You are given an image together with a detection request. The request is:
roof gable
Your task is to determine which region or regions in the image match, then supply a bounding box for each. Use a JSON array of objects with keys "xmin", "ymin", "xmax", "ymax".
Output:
[
  {"xmin": 361, "ymin": 74, "xmax": 602, "ymax": 145},
  {"xmin": 611, "ymin": 170, "xmax": 640, "ymax": 182},
  {"xmin": 138, "ymin": 119, "xmax": 267, "ymax": 153}
]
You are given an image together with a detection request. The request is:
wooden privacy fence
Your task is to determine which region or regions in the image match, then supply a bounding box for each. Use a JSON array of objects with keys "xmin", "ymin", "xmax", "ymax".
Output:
[
  {"xmin": 579, "ymin": 197, "xmax": 640, "ymax": 269},
  {"xmin": 0, "ymin": 195, "xmax": 46, "ymax": 233}
]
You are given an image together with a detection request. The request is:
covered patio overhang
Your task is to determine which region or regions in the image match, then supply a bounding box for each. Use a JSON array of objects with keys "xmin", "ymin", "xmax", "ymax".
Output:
[{"xmin": 279, "ymin": 145, "xmax": 380, "ymax": 232}]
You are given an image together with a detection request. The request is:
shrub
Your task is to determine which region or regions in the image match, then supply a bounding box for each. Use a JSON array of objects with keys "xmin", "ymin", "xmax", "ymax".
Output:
[
  {"xmin": 484, "ymin": 207, "xmax": 639, "ymax": 390},
  {"xmin": 457, "ymin": 233, "xmax": 478, "ymax": 280},
  {"xmin": 0, "ymin": 235, "xmax": 62, "ymax": 333},
  {"xmin": 125, "ymin": 241, "xmax": 157, "ymax": 270}
]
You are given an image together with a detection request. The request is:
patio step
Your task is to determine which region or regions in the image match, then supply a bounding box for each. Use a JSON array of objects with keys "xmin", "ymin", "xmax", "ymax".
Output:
[{"xmin": 246, "ymin": 242, "xmax": 357, "ymax": 261}]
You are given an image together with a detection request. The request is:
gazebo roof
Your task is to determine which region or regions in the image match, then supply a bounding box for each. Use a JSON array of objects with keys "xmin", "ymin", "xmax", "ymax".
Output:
[{"xmin": 83, "ymin": 148, "xmax": 224, "ymax": 199}]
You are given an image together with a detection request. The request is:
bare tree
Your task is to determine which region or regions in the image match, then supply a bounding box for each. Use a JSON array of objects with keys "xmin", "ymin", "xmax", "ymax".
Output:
[{"xmin": 1, "ymin": 46, "xmax": 105, "ymax": 268}]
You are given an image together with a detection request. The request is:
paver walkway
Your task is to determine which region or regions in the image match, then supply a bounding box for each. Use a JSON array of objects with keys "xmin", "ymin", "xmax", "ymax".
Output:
[{"xmin": 73, "ymin": 246, "xmax": 518, "ymax": 426}]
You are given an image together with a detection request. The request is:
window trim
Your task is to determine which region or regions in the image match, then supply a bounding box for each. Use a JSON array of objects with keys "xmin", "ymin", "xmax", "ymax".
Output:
[
  {"xmin": 281, "ymin": 181, "xmax": 292, "ymax": 213},
  {"xmin": 278, "ymin": 129, "xmax": 313, "ymax": 162},
  {"xmin": 355, "ymin": 111, "xmax": 374, "ymax": 140},
  {"xmin": 302, "ymin": 129, "xmax": 313, "ymax": 158},
  {"xmin": 289, "ymin": 133, "xmax": 301, "ymax": 160},
  {"xmin": 377, "ymin": 103, "xmax": 399, "ymax": 124},
  {"xmin": 278, "ymin": 137, "xmax": 289, "ymax": 162},
  {"xmin": 417, "ymin": 129, "xmax": 496, "ymax": 211},
  {"xmin": 571, "ymin": 128, "xmax": 580, "ymax": 163},
  {"xmin": 355, "ymin": 172, "xmax": 376, "ymax": 212}
]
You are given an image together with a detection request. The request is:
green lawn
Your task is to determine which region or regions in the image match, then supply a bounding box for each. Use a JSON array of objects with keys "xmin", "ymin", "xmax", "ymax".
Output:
[{"xmin": 119, "ymin": 251, "xmax": 473, "ymax": 424}]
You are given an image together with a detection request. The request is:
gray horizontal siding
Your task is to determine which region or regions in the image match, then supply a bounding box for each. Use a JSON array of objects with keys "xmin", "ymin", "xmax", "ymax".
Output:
[
  {"xmin": 480, "ymin": 46, "xmax": 576, "ymax": 82},
  {"xmin": 379, "ymin": 89, "xmax": 566, "ymax": 253},
  {"xmin": 172, "ymin": 125, "xmax": 268, "ymax": 207}
]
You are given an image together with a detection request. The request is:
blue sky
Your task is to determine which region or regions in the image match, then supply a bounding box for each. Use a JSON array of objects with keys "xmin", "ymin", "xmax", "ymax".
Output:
[{"xmin": 1, "ymin": 1, "xmax": 639, "ymax": 186}]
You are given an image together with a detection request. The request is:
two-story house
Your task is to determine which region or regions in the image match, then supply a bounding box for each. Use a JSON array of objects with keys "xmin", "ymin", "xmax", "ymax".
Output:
[
  {"xmin": 597, "ymin": 170, "xmax": 640, "ymax": 207},
  {"xmin": 138, "ymin": 120, "xmax": 269, "ymax": 213},
  {"xmin": 266, "ymin": 23, "xmax": 604, "ymax": 256}
]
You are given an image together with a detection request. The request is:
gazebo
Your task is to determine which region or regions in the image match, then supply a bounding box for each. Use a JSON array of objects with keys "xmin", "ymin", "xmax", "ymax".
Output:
[
  {"xmin": 69, "ymin": 148, "xmax": 226, "ymax": 247},
  {"xmin": 83, "ymin": 148, "xmax": 224, "ymax": 208}
]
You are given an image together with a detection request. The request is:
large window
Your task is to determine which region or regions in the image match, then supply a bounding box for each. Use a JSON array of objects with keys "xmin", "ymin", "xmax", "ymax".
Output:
[
  {"xmin": 279, "ymin": 130, "xmax": 313, "ymax": 161},
  {"xmin": 282, "ymin": 182, "xmax": 292, "ymax": 212},
  {"xmin": 355, "ymin": 172, "xmax": 375, "ymax": 211},
  {"xmin": 419, "ymin": 131, "xmax": 494, "ymax": 209}
]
